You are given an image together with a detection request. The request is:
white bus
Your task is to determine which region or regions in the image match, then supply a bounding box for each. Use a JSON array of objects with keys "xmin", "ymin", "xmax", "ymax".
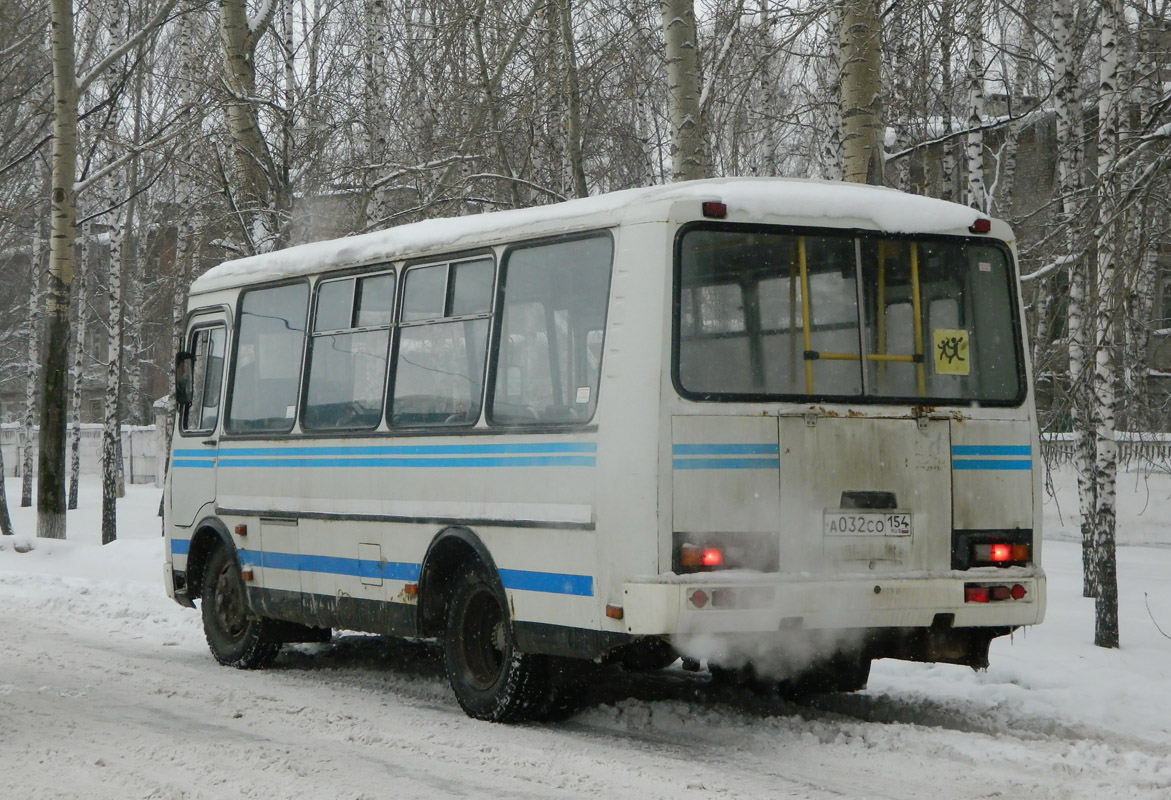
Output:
[{"xmin": 164, "ymin": 178, "xmax": 1045, "ymax": 722}]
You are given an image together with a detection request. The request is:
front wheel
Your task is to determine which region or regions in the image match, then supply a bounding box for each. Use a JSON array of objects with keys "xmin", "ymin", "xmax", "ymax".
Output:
[
  {"xmin": 443, "ymin": 569, "xmax": 550, "ymax": 722},
  {"xmin": 201, "ymin": 545, "xmax": 281, "ymax": 669}
]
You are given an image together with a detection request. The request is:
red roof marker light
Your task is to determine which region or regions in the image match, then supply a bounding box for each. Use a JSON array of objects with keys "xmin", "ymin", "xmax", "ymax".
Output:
[
  {"xmin": 702, "ymin": 201, "xmax": 727, "ymax": 219},
  {"xmin": 969, "ymin": 218, "xmax": 992, "ymax": 234}
]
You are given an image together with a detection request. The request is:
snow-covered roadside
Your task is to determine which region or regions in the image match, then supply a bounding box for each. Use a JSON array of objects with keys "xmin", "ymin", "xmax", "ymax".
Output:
[{"xmin": 1, "ymin": 468, "xmax": 1169, "ymax": 798}]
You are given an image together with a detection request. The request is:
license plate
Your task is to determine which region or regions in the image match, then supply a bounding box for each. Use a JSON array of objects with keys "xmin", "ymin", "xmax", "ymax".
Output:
[{"xmin": 824, "ymin": 511, "xmax": 912, "ymax": 537}]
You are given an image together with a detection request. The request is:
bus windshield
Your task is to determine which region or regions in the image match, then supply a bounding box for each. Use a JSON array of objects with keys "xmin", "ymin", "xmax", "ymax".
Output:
[{"xmin": 675, "ymin": 225, "xmax": 1024, "ymax": 405}]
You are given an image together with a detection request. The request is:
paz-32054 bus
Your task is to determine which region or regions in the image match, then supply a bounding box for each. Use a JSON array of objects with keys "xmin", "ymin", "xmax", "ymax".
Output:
[{"xmin": 164, "ymin": 178, "xmax": 1044, "ymax": 721}]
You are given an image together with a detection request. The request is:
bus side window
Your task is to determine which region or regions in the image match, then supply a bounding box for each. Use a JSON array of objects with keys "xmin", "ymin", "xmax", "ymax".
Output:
[
  {"xmin": 389, "ymin": 258, "xmax": 494, "ymax": 427},
  {"xmin": 303, "ymin": 271, "xmax": 394, "ymax": 431},
  {"xmin": 491, "ymin": 235, "xmax": 613, "ymax": 425},
  {"xmin": 226, "ymin": 283, "xmax": 309, "ymax": 433},
  {"xmin": 181, "ymin": 325, "xmax": 226, "ymax": 434}
]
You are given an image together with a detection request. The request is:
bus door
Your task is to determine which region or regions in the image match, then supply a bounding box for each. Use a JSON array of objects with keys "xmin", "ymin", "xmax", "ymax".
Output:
[
  {"xmin": 777, "ymin": 413, "xmax": 952, "ymax": 573},
  {"xmin": 171, "ymin": 313, "xmax": 230, "ymax": 528}
]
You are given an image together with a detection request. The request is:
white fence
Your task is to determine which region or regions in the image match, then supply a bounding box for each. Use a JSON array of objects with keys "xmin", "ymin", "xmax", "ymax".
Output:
[
  {"xmin": 1041, "ymin": 433, "xmax": 1171, "ymax": 470},
  {"xmin": 1, "ymin": 423, "xmax": 168, "ymax": 486}
]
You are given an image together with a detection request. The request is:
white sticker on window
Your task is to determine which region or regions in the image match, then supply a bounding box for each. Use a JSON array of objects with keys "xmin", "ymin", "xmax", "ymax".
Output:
[
  {"xmin": 978, "ymin": 261, "xmax": 992, "ymax": 273},
  {"xmin": 575, "ymin": 386, "xmax": 591, "ymax": 404},
  {"xmin": 285, "ymin": 405, "xmax": 296, "ymax": 419}
]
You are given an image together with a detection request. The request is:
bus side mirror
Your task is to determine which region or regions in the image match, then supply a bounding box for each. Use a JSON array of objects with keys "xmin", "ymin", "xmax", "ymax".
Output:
[{"xmin": 175, "ymin": 351, "xmax": 195, "ymax": 407}]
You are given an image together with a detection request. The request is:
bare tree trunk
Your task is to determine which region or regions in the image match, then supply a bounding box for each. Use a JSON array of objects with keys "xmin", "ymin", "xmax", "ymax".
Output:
[
  {"xmin": 219, "ymin": 0, "xmax": 282, "ymax": 252},
  {"xmin": 996, "ymin": 0, "xmax": 1036, "ymax": 215},
  {"xmin": 888, "ymin": 4, "xmax": 911, "ymax": 191},
  {"xmin": 822, "ymin": 1, "xmax": 843, "ymax": 181},
  {"xmin": 839, "ymin": 0, "xmax": 883, "ymax": 185},
  {"xmin": 939, "ymin": 0, "xmax": 957, "ymax": 201},
  {"xmin": 0, "ymin": 412, "xmax": 12, "ymax": 534},
  {"xmin": 661, "ymin": 0, "xmax": 707, "ymax": 182},
  {"xmin": 1120, "ymin": 14, "xmax": 1160, "ymax": 424},
  {"xmin": 68, "ymin": 219, "xmax": 91, "ymax": 510},
  {"xmin": 101, "ymin": 184, "xmax": 127, "ymax": 546},
  {"xmin": 1090, "ymin": 0, "xmax": 1121, "ymax": 649},
  {"xmin": 557, "ymin": 0, "xmax": 588, "ymax": 198},
  {"xmin": 628, "ymin": 7, "xmax": 658, "ymax": 186},
  {"xmin": 21, "ymin": 226, "xmax": 44, "ymax": 509},
  {"xmin": 964, "ymin": 0, "xmax": 986, "ymax": 211},
  {"xmin": 755, "ymin": 1, "xmax": 779, "ymax": 178},
  {"xmin": 363, "ymin": 0, "xmax": 392, "ymax": 229},
  {"xmin": 41, "ymin": 0, "xmax": 81, "ymax": 540},
  {"xmin": 1052, "ymin": 0, "xmax": 1095, "ymax": 597}
]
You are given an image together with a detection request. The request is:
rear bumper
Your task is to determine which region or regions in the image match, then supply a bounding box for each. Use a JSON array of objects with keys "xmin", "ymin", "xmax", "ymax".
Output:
[{"xmin": 620, "ymin": 570, "xmax": 1045, "ymax": 636}]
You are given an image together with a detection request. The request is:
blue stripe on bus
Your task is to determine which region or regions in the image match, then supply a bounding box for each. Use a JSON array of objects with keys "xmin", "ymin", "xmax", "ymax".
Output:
[
  {"xmin": 952, "ymin": 445, "xmax": 1031, "ymax": 456},
  {"xmin": 239, "ymin": 550, "xmax": 421, "ymax": 582},
  {"xmin": 672, "ymin": 457, "xmax": 780, "ymax": 470},
  {"xmin": 171, "ymin": 443, "xmax": 598, "ymax": 469},
  {"xmin": 170, "ymin": 538, "xmax": 190, "ymax": 555},
  {"xmin": 952, "ymin": 459, "xmax": 1032, "ymax": 470},
  {"xmin": 236, "ymin": 550, "xmax": 591, "ymax": 596},
  {"xmin": 499, "ymin": 568, "xmax": 593, "ymax": 597},
  {"xmin": 217, "ymin": 455, "xmax": 595, "ymax": 468},
  {"xmin": 219, "ymin": 442, "xmax": 596, "ymax": 457},
  {"xmin": 672, "ymin": 443, "xmax": 779, "ymax": 456}
]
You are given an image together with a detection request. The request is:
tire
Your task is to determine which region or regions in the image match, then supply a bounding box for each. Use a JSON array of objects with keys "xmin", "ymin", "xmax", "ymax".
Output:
[
  {"xmin": 201, "ymin": 545, "xmax": 281, "ymax": 669},
  {"xmin": 443, "ymin": 568, "xmax": 551, "ymax": 722}
]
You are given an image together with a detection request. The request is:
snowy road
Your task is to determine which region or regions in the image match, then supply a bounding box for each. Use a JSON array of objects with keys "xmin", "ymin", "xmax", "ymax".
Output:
[
  {"xmin": 2, "ymin": 474, "xmax": 1170, "ymax": 798},
  {"xmin": 2, "ymin": 596, "xmax": 1166, "ymax": 800}
]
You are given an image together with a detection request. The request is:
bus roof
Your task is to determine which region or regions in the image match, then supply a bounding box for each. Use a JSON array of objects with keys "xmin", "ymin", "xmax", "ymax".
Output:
[{"xmin": 191, "ymin": 178, "xmax": 995, "ymax": 294}]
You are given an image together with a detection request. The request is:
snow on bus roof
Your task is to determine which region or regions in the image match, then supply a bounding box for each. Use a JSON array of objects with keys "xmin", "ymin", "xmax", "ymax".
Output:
[{"xmin": 191, "ymin": 178, "xmax": 987, "ymax": 294}]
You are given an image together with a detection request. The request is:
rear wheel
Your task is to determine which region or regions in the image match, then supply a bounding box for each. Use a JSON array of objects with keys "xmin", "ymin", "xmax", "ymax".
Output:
[
  {"xmin": 201, "ymin": 545, "xmax": 281, "ymax": 669},
  {"xmin": 443, "ymin": 568, "xmax": 551, "ymax": 722}
]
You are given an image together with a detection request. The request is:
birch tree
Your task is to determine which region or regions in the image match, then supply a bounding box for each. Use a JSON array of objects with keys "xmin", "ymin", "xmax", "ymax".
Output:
[
  {"xmin": 839, "ymin": 0, "xmax": 883, "ymax": 185},
  {"xmin": 21, "ymin": 224, "xmax": 44, "ymax": 509},
  {"xmin": 963, "ymin": 0, "xmax": 986, "ymax": 211},
  {"xmin": 1089, "ymin": 0, "xmax": 1121, "ymax": 649},
  {"xmin": 67, "ymin": 219, "xmax": 90, "ymax": 511},
  {"xmin": 219, "ymin": 0, "xmax": 283, "ymax": 253},
  {"xmin": 0, "ymin": 417, "xmax": 12, "ymax": 534},
  {"xmin": 822, "ymin": 1, "xmax": 843, "ymax": 181},
  {"xmin": 39, "ymin": 0, "xmax": 180, "ymax": 539},
  {"xmin": 661, "ymin": 0, "xmax": 707, "ymax": 182}
]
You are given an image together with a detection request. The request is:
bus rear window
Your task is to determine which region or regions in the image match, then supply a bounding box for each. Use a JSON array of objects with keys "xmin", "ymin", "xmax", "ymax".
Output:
[{"xmin": 675, "ymin": 226, "xmax": 1023, "ymax": 405}]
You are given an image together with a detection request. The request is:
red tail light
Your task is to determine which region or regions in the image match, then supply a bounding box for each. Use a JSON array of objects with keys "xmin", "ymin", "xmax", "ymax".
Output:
[
  {"xmin": 965, "ymin": 582, "xmax": 1029, "ymax": 603},
  {"xmin": 680, "ymin": 545, "xmax": 726, "ymax": 570},
  {"xmin": 965, "ymin": 586, "xmax": 990, "ymax": 603},
  {"xmin": 971, "ymin": 542, "xmax": 1030, "ymax": 566}
]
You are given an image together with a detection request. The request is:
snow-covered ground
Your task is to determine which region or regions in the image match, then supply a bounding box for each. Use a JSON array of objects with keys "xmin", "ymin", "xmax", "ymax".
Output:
[{"xmin": 1, "ymin": 467, "xmax": 1170, "ymax": 799}]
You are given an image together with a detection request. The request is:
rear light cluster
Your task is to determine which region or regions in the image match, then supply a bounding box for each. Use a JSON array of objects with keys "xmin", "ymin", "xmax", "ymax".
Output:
[
  {"xmin": 679, "ymin": 545, "xmax": 724, "ymax": 569},
  {"xmin": 964, "ymin": 583, "xmax": 1028, "ymax": 603},
  {"xmin": 687, "ymin": 586, "xmax": 775, "ymax": 610},
  {"xmin": 673, "ymin": 533, "xmax": 778, "ymax": 574},
  {"xmin": 952, "ymin": 529, "xmax": 1033, "ymax": 570},
  {"xmin": 972, "ymin": 543, "xmax": 1030, "ymax": 564}
]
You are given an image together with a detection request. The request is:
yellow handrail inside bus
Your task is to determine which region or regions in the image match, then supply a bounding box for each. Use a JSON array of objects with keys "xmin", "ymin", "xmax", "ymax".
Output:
[
  {"xmin": 866, "ymin": 353, "xmax": 916, "ymax": 362},
  {"xmin": 876, "ymin": 241, "xmax": 887, "ymax": 355},
  {"xmin": 799, "ymin": 236, "xmax": 813, "ymax": 393},
  {"xmin": 789, "ymin": 242, "xmax": 798, "ymax": 389},
  {"xmin": 910, "ymin": 242, "xmax": 926, "ymax": 395}
]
